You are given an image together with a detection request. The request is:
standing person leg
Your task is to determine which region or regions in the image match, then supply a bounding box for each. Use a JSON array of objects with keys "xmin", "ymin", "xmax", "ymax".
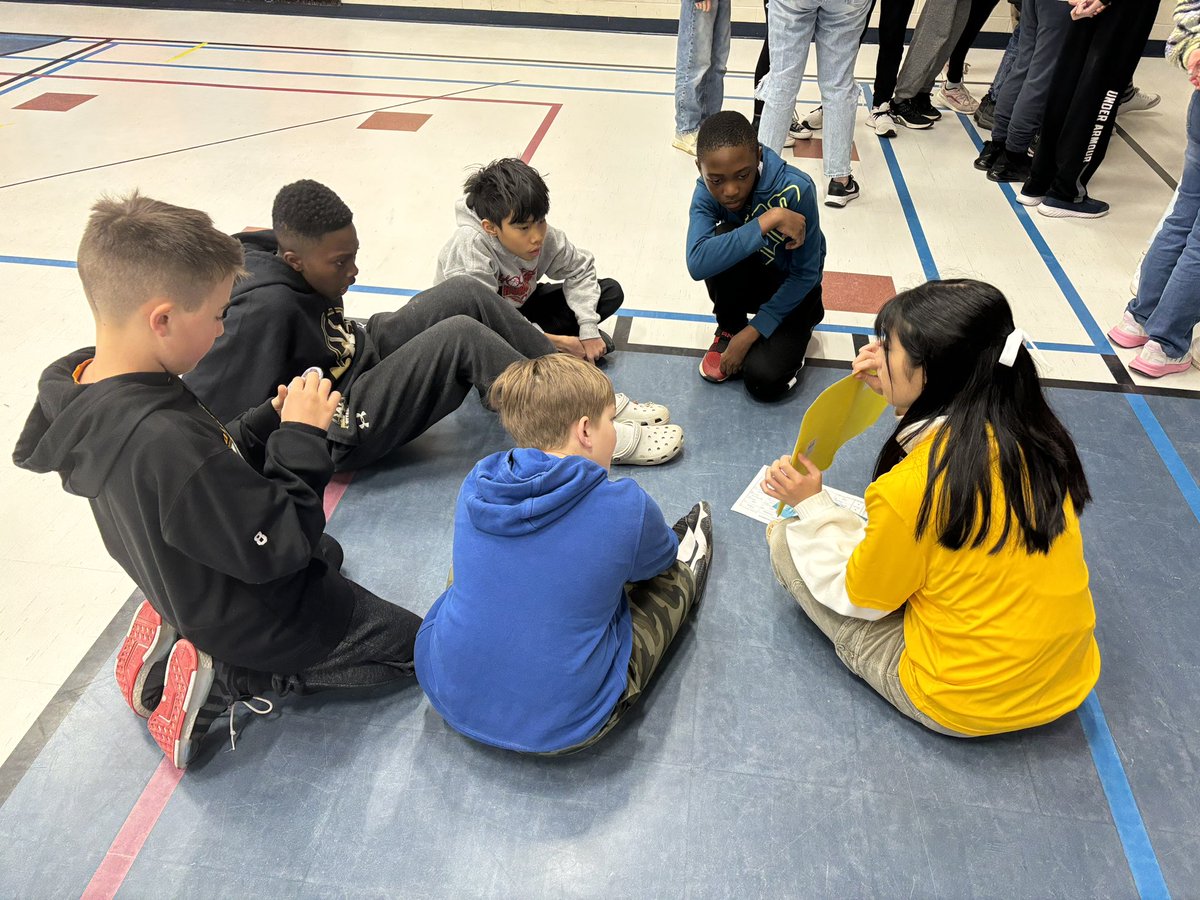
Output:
[
  {"xmin": 740, "ymin": 284, "xmax": 824, "ymax": 400},
  {"xmin": 871, "ymin": 0, "xmax": 917, "ymax": 108},
  {"xmin": 891, "ymin": 0, "xmax": 971, "ymax": 126},
  {"xmin": 700, "ymin": 0, "xmax": 733, "ymax": 120},
  {"xmin": 753, "ymin": 0, "xmax": 772, "ymax": 126},
  {"xmin": 814, "ymin": 0, "xmax": 873, "ymax": 205},
  {"xmin": 975, "ymin": 17, "xmax": 1022, "ymax": 128},
  {"xmin": 758, "ymin": 0, "xmax": 820, "ymax": 153},
  {"xmin": 939, "ymin": 0, "xmax": 999, "ymax": 112},
  {"xmin": 675, "ymin": 0, "xmax": 717, "ymax": 151},
  {"xmin": 976, "ymin": 0, "xmax": 1035, "ymax": 170}
]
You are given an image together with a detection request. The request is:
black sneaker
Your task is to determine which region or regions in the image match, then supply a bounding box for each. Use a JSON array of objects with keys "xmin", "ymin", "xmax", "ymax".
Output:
[
  {"xmin": 889, "ymin": 98, "xmax": 933, "ymax": 130},
  {"xmin": 824, "ymin": 176, "xmax": 860, "ymax": 208},
  {"xmin": 974, "ymin": 140, "xmax": 1004, "ymax": 171},
  {"xmin": 987, "ymin": 149, "xmax": 1032, "ymax": 184},
  {"xmin": 672, "ymin": 501, "xmax": 713, "ymax": 600},
  {"xmin": 973, "ymin": 93, "xmax": 996, "ymax": 130},
  {"xmin": 699, "ymin": 330, "xmax": 733, "ymax": 383},
  {"xmin": 914, "ymin": 92, "xmax": 942, "ymax": 121},
  {"xmin": 600, "ymin": 329, "xmax": 615, "ymax": 355}
]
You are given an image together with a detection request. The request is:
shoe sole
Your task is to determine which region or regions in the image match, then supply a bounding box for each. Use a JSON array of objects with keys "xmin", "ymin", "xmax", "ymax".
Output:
[
  {"xmin": 698, "ymin": 355, "xmax": 728, "ymax": 384},
  {"xmin": 115, "ymin": 601, "xmax": 176, "ymax": 718},
  {"xmin": 147, "ymin": 641, "xmax": 214, "ymax": 769},
  {"xmin": 671, "ymin": 139, "xmax": 696, "ymax": 156},
  {"xmin": 1015, "ymin": 193, "xmax": 1044, "ymax": 207},
  {"xmin": 789, "ymin": 131, "xmax": 814, "ymax": 141},
  {"xmin": 987, "ymin": 171, "xmax": 1030, "ymax": 184},
  {"xmin": 1037, "ymin": 203, "xmax": 1109, "ymax": 219},
  {"xmin": 1107, "ymin": 327, "xmax": 1149, "ymax": 349},
  {"xmin": 824, "ymin": 191, "xmax": 859, "ymax": 208},
  {"xmin": 892, "ymin": 117, "xmax": 932, "ymax": 130},
  {"xmin": 1129, "ymin": 358, "xmax": 1192, "ymax": 378},
  {"xmin": 937, "ymin": 93, "xmax": 978, "ymax": 115}
]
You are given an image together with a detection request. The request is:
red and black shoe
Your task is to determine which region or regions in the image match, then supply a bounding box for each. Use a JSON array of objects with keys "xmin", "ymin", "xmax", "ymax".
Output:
[
  {"xmin": 115, "ymin": 600, "xmax": 177, "ymax": 718},
  {"xmin": 147, "ymin": 640, "xmax": 228, "ymax": 769},
  {"xmin": 699, "ymin": 330, "xmax": 733, "ymax": 383}
]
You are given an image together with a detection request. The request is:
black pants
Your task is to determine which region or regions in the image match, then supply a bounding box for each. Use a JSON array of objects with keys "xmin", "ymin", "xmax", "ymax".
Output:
[
  {"xmin": 328, "ymin": 275, "xmax": 555, "ymax": 471},
  {"xmin": 518, "ymin": 278, "xmax": 624, "ymax": 337},
  {"xmin": 868, "ymin": 0, "xmax": 917, "ymax": 106},
  {"xmin": 705, "ymin": 251, "xmax": 824, "ymax": 402},
  {"xmin": 1025, "ymin": 1, "xmax": 1157, "ymax": 203},
  {"xmin": 753, "ymin": 0, "xmax": 770, "ymax": 123},
  {"xmin": 945, "ymin": 0, "xmax": 1000, "ymax": 83}
]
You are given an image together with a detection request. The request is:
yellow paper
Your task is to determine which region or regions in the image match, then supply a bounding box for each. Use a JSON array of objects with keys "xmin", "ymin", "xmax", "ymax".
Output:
[{"xmin": 776, "ymin": 374, "xmax": 891, "ymax": 513}]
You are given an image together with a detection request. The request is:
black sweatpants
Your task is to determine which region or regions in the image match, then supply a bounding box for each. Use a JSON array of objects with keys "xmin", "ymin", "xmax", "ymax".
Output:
[
  {"xmin": 1025, "ymin": 2, "xmax": 1158, "ymax": 204},
  {"xmin": 328, "ymin": 275, "xmax": 556, "ymax": 471},
  {"xmin": 945, "ymin": 0, "xmax": 1001, "ymax": 83},
  {"xmin": 518, "ymin": 277, "xmax": 624, "ymax": 337},
  {"xmin": 705, "ymin": 251, "xmax": 824, "ymax": 402},
  {"xmin": 868, "ymin": 0, "xmax": 917, "ymax": 106}
]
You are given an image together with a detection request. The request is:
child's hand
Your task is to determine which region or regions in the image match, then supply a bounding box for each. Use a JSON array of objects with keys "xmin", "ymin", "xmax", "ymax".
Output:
[
  {"xmin": 694, "ymin": 0, "xmax": 712, "ymax": 11},
  {"xmin": 580, "ymin": 336, "xmax": 608, "ymax": 364},
  {"xmin": 761, "ymin": 454, "xmax": 823, "ymax": 508},
  {"xmin": 760, "ymin": 207, "xmax": 807, "ymax": 249},
  {"xmin": 721, "ymin": 325, "xmax": 759, "ymax": 376},
  {"xmin": 280, "ymin": 370, "xmax": 341, "ymax": 431},
  {"xmin": 1188, "ymin": 49, "xmax": 1200, "ymax": 89},
  {"xmin": 548, "ymin": 333, "xmax": 587, "ymax": 359},
  {"xmin": 270, "ymin": 384, "xmax": 288, "ymax": 416},
  {"xmin": 1068, "ymin": 0, "xmax": 1105, "ymax": 19},
  {"xmin": 851, "ymin": 340, "xmax": 884, "ymax": 395}
]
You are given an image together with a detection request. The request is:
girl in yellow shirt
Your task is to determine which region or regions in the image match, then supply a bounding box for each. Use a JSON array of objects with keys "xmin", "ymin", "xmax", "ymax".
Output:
[{"xmin": 763, "ymin": 279, "xmax": 1100, "ymax": 736}]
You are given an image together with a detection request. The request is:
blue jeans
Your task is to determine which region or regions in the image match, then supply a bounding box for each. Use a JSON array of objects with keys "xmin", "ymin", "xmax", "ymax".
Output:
[
  {"xmin": 1127, "ymin": 92, "xmax": 1200, "ymax": 359},
  {"xmin": 674, "ymin": 0, "xmax": 732, "ymax": 135},
  {"xmin": 756, "ymin": 0, "xmax": 872, "ymax": 178},
  {"xmin": 983, "ymin": 20, "xmax": 1020, "ymax": 102},
  {"xmin": 990, "ymin": 0, "xmax": 1071, "ymax": 154}
]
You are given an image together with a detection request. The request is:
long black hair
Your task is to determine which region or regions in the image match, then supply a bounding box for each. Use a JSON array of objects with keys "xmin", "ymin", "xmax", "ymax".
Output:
[{"xmin": 872, "ymin": 279, "xmax": 1090, "ymax": 554}]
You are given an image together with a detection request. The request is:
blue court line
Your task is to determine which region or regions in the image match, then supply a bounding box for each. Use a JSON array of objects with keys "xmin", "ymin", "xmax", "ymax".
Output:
[
  {"xmin": 0, "ymin": 41, "xmax": 111, "ymax": 97},
  {"xmin": 1125, "ymin": 394, "xmax": 1200, "ymax": 523},
  {"xmin": 1078, "ymin": 693, "xmax": 1172, "ymax": 900}
]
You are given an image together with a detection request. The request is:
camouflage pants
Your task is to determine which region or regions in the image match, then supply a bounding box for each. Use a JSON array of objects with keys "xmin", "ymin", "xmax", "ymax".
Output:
[{"xmin": 550, "ymin": 558, "xmax": 700, "ymax": 755}]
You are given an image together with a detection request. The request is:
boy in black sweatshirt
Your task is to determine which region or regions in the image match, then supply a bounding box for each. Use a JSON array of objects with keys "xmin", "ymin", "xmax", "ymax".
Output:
[
  {"xmin": 13, "ymin": 192, "xmax": 423, "ymax": 769},
  {"xmin": 185, "ymin": 179, "xmax": 679, "ymax": 470}
]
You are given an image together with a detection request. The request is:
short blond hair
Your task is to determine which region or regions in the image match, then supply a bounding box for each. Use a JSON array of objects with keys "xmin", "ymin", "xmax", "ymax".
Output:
[
  {"xmin": 489, "ymin": 354, "xmax": 615, "ymax": 450},
  {"xmin": 76, "ymin": 191, "xmax": 244, "ymax": 321}
]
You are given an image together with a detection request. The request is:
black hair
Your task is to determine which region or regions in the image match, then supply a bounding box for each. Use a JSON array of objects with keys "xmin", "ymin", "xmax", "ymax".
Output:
[
  {"xmin": 696, "ymin": 111, "xmax": 759, "ymax": 159},
  {"xmin": 271, "ymin": 179, "xmax": 353, "ymax": 243},
  {"xmin": 872, "ymin": 279, "xmax": 1091, "ymax": 555},
  {"xmin": 464, "ymin": 158, "xmax": 550, "ymax": 226}
]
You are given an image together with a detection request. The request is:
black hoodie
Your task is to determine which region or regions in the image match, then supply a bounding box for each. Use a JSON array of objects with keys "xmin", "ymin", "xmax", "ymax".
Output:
[
  {"xmin": 13, "ymin": 349, "xmax": 355, "ymax": 673},
  {"xmin": 183, "ymin": 230, "xmax": 380, "ymax": 441}
]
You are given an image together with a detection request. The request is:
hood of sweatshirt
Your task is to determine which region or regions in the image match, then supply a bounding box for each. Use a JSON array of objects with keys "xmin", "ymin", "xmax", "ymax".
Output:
[
  {"xmin": 465, "ymin": 448, "xmax": 609, "ymax": 537},
  {"xmin": 232, "ymin": 230, "xmax": 322, "ymax": 301},
  {"xmin": 13, "ymin": 349, "xmax": 189, "ymax": 499}
]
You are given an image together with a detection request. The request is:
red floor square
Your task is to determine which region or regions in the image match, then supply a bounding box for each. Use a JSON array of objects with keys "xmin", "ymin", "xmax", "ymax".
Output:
[
  {"xmin": 822, "ymin": 272, "xmax": 896, "ymax": 315},
  {"xmin": 14, "ymin": 92, "xmax": 95, "ymax": 112},
  {"xmin": 792, "ymin": 139, "xmax": 859, "ymax": 162},
  {"xmin": 358, "ymin": 111, "xmax": 431, "ymax": 132}
]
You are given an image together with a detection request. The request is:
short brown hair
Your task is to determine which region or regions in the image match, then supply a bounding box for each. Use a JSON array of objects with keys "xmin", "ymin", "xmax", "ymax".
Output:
[
  {"xmin": 488, "ymin": 354, "xmax": 615, "ymax": 450},
  {"xmin": 76, "ymin": 190, "xmax": 244, "ymax": 321}
]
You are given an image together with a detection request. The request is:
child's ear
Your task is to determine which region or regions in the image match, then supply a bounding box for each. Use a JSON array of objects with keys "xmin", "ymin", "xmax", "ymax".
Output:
[
  {"xmin": 694, "ymin": 157, "xmax": 703, "ymax": 176},
  {"xmin": 575, "ymin": 415, "xmax": 593, "ymax": 449},
  {"xmin": 480, "ymin": 219, "xmax": 500, "ymax": 238},
  {"xmin": 280, "ymin": 249, "xmax": 304, "ymax": 273},
  {"xmin": 147, "ymin": 300, "xmax": 173, "ymax": 338}
]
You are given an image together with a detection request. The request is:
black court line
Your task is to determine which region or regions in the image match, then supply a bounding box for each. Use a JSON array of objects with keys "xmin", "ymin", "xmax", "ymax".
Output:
[
  {"xmin": 0, "ymin": 36, "xmax": 109, "ymax": 91},
  {"xmin": 0, "ymin": 77, "xmax": 520, "ymax": 190},
  {"xmin": 1116, "ymin": 123, "xmax": 1180, "ymax": 191}
]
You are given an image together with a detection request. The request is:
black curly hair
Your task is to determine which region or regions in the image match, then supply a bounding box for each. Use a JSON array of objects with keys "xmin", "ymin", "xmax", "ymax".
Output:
[
  {"xmin": 464, "ymin": 159, "xmax": 550, "ymax": 227},
  {"xmin": 696, "ymin": 111, "xmax": 759, "ymax": 159},
  {"xmin": 271, "ymin": 179, "xmax": 353, "ymax": 245}
]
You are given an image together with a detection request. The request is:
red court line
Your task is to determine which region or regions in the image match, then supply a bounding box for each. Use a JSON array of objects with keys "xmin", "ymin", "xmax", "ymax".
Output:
[
  {"xmin": 80, "ymin": 473, "xmax": 356, "ymax": 900},
  {"xmin": 0, "ymin": 69, "xmax": 553, "ymax": 107},
  {"xmin": 521, "ymin": 103, "xmax": 561, "ymax": 163}
]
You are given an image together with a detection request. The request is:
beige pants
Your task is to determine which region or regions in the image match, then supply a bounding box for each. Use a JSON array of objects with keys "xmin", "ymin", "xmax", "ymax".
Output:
[{"xmin": 767, "ymin": 522, "xmax": 972, "ymax": 738}]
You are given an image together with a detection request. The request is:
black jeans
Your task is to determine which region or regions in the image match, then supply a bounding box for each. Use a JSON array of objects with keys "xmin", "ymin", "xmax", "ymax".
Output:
[
  {"xmin": 1025, "ymin": 1, "xmax": 1157, "ymax": 203},
  {"xmin": 867, "ymin": 0, "xmax": 918, "ymax": 106},
  {"xmin": 518, "ymin": 278, "xmax": 624, "ymax": 337},
  {"xmin": 945, "ymin": 0, "xmax": 1001, "ymax": 83},
  {"xmin": 705, "ymin": 250, "xmax": 824, "ymax": 402}
]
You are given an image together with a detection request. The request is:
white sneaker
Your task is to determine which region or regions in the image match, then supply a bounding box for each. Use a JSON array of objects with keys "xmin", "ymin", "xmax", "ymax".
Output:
[
  {"xmin": 613, "ymin": 392, "xmax": 670, "ymax": 426},
  {"xmin": 789, "ymin": 105, "xmax": 822, "ymax": 141},
  {"xmin": 784, "ymin": 112, "xmax": 798, "ymax": 148},
  {"xmin": 1120, "ymin": 86, "xmax": 1161, "ymax": 113},
  {"xmin": 802, "ymin": 106, "xmax": 823, "ymax": 130},
  {"xmin": 612, "ymin": 420, "xmax": 684, "ymax": 466},
  {"xmin": 937, "ymin": 82, "xmax": 979, "ymax": 114},
  {"xmin": 869, "ymin": 104, "xmax": 896, "ymax": 138},
  {"xmin": 1106, "ymin": 310, "xmax": 1148, "ymax": 349},
  {"xmin": 672, "ymin": 132, "xmax": 698, "ymax": 156}
]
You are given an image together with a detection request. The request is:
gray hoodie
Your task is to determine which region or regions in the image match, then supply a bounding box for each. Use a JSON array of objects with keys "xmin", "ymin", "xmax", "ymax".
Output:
[{"xmin": 435, "ymin": 198, "xmax": 603, "ymax": 339}]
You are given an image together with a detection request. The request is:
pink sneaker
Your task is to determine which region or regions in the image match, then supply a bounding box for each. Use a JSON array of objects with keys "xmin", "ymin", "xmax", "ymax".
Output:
[
  {"xmin": 1129, "ymin": 340, "xmax": 1193, "ymax": 378},
  {"xmin": 1107, "ymin": 311, "xmax": 1148, "ymax": 349}
]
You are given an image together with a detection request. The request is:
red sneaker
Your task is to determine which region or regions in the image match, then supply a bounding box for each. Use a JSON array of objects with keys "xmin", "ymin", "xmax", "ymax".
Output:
[
  {"xmin": 699, "ymin": 330, "xmax": 733, "ymax": 383},
  {"xmin": 115, "ymin": 600, "xmax": 177, "ymax": 718},
  {"xmin": 147, "ymin": 640, "xmax": 222, "ymax": 769}
]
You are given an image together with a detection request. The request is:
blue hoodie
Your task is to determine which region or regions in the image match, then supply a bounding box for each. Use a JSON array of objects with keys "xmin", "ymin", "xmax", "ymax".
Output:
[
  {"xmin": 414, "ymin": 448, "xmax": 679, "ymax": 753},
  {"xmin": 686, "ymin": 144, "xmax": 826, "ymax": 338}
]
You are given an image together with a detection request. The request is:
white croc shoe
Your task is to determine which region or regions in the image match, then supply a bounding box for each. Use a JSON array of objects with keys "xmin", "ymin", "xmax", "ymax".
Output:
[
  {"xmin": 612, "ymin": 420, "xmax": 683, "ymax": 466},
  {"xmin": 614, "ymin": 392, "xmax": 670, "ymax": 426}
]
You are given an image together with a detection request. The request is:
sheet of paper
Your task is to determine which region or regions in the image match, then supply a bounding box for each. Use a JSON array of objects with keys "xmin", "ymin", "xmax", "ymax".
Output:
[{"xmin": 732, "ymin": 466, "xmax": 867, "ymax": 525}]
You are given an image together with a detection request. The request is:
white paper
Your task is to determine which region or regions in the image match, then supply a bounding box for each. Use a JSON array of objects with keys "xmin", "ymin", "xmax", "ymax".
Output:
[{"xmin": 732, "ymin": 465, "xmax": 867, "ymax": 524}]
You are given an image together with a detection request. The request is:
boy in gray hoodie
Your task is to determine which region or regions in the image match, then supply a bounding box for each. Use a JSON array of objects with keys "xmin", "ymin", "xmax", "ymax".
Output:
[{"xmin": 434, "ymin": 158, "xmax": 623, "ymax": 365}]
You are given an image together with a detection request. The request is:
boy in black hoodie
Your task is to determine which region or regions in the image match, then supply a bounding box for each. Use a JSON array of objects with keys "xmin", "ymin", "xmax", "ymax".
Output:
[
  {"xmin": 185, "ymin": 179, "xmax": 679, "ymax": 470},
  {"xmin": 13, "ymin": 192, "xmax": 423, "ymax": 769}
]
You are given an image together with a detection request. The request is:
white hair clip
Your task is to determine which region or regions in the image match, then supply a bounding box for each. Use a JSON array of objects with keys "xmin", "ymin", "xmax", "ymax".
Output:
[{"xmin": 998, "ymin": 327, "xmax": 1028, "ymax": 367}]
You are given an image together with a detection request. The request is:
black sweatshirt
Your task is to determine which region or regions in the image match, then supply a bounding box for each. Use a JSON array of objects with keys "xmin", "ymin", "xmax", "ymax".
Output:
[
  {"xmin": 183, "ymin": 230, "xmax": 380, "ymax": 440},
  {"xmin": 13, "ymin": 349, "xmax": 355, "ymax": 673}
]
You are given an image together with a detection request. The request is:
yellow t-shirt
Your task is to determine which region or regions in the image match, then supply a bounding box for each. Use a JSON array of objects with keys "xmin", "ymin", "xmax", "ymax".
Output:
[{"xmin": 844, "ymin": 433, "xmax": 1101, "ymax": 736}]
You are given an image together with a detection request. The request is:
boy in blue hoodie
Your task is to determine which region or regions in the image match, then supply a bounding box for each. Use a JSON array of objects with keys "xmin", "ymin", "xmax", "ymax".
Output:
[
  {"xmin": 414, "ymin": 355, "xmax": 713, "ymax": 754},
  {"xmin": 686, "ymin": 110, "xmax": 826, "ymax": 401}
]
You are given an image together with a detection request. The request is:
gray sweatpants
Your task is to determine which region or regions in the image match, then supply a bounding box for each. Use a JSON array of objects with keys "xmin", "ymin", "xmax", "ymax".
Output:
[
  {"xmin": 330, "ymin": 275, "xmax": 555, "ymax": 471},
  {"xmin": 894, "ymin": 0, "xmax": 973, "ymax": 102},
  {"xmin": 990, "ymin": 0, "xmax": 1072, "ymax": 154}
]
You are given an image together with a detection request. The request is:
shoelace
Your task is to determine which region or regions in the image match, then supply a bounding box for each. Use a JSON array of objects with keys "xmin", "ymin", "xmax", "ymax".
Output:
[{"xmin": 227, "ymin": 696, "xmax": 274, "ymax": 751}]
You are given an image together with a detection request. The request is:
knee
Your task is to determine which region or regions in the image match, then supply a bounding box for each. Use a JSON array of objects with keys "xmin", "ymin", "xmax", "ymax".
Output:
[{"xmin": 742, "ymin": 356, "xmax": 799, "ymax": 403}]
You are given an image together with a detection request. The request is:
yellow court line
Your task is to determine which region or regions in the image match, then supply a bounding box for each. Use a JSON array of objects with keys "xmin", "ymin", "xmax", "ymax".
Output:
[{"xmin": 165, "ymin": 42, "xmax": 208, "ymax": 63}]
